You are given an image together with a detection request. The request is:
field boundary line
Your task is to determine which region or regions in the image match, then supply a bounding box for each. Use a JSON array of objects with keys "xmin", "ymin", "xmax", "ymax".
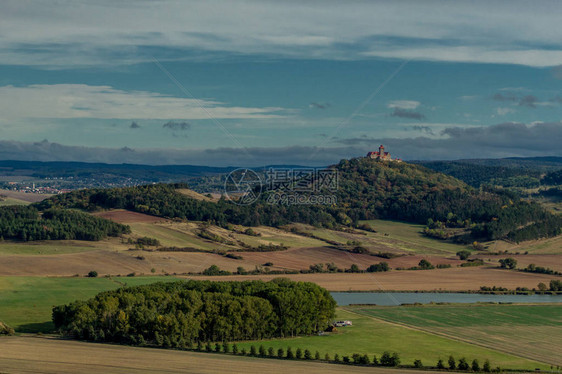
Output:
[{"xmin": 342, "ymin": 307, "xmax": 556, "ymax": 367}]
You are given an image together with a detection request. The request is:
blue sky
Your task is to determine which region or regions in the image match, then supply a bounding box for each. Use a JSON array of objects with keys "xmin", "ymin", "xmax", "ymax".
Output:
[{"xmin": 0, "ymin": 0, "xmax": 561, "ymax": 166}]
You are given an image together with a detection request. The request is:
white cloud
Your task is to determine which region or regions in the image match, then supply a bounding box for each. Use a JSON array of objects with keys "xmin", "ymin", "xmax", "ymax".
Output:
[
  {"xmin": 0, "ymin": 84, "xmax": 286, "ymax": 120},
  {"xmin": 496, "ymin": 107, "xmax": 515, "ymax": 116},
  {"xmin": 387, "ymin": 100, "xmax": 420, "ymax": 110},
  {"xmin": 362, "ymin": 46, "xmax": 562, "ymax": 68},
  {"xmin": 1, "ymin": 0, "xmax": 562, "ymax": 67}
]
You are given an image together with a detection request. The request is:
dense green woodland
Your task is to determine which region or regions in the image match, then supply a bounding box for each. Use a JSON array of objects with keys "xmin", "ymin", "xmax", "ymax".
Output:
[
  {"xmin": 53, "ymin": 279, "xmax": 336, "ymax": 346},
  {"xmin": 0, "ymin": 205, "xmax": 130, "ymax": 241},
  {"xmin": 36, "ymin": 158, "xmax": 562, "ymax": 242},
  {"xmin": 542, "ymin": 169, "xmax": 562, "ymax": 185},
  {"xmin": 420, "ymin": 161, "xmax": 544, "ymax": 188}
]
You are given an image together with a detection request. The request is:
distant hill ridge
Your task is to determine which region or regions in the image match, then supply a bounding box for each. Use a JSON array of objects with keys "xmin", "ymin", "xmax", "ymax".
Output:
[{"xmin": 35, "ymin": 157, "xmax": 562, "ymax": 243}]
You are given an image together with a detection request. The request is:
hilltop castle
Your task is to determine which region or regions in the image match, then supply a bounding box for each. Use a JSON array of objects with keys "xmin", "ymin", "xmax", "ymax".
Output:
[{"xmin": 366, "ymin": 145, "xmax": 402, "ymax": 162}]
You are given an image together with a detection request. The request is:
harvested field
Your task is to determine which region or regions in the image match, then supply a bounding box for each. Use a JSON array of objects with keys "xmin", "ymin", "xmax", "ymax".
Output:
[
  {"xmin": 0, "ymin": 245, "xmax": 459, "ymax": 277},
  {"xmin": 474, "ymin": 253, "xmax": 562, "ymax": 272},
  {"xmin": 177, "ymin": 188, "xmax": 216, "ymax": 202},
  {"xmin": 0, "ymin": 249, "xmax": 237, "ymax": 276},
  {"xmin": 237, "ymin": 247, "xmax": 462, "ymax": 271},
  {"xmin": 485, "ymin": 236, "xmax": 562, "ymax": 255},
  {"xmin": 0, "ymin": 335, "xmax": 425, "ymax": 374},
  {"xmin": 92, "ymin": 209, "xmax": 165, "ymax": 224},
  {"xmin": 190, "ymin": 267, "xmax": 559, "ymax": 291},
  {"xmin": 0, "ymin": 189, "xmax": 52, "ymax": 203}
]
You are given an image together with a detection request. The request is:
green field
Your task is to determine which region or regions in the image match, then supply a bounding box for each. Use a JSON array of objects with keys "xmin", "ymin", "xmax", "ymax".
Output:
[
  {"xmin": 0, "ymin": 197, "xmax": 29, "ymax": 206},
  {"xmin": 360, "ymin": 220, "xmax": 471, "ymax": 254},
  {"xmin": 302, "ymin": 220, "xmax": 472, "ymax": 255},
  {"xmin": 353, "ymin": 304, "xmax": 562, "ymax": 367},
  {"xmin": 0, "ymin": 241, "xmax": 101, "ymax": 255},
  {"xmin": 0, "ymin": 276, "xmax": 178, "ymax": 332},
  {"xmin": 235, "ymin": 308, "xmax": 552, "ymax": 371}
]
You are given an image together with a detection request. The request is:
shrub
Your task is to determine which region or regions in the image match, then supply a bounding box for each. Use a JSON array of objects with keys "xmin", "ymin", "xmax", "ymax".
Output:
[
  {"xmin": 214, "ymin": 343, "xmax": 221, "ymax": 352},
  {"xmin": 458, "ymin": 358, "xmax": 469, "ymax": 370},
  {"xmin": 206, "ymin": 343, "xmax": 212, "ymax": 352},
  {"xmin": 0, "ymin": 322, "xmax": 15, "ymax": 335},
  {"xmin": 367, "ymin": 262, "xmax": 390, "ymax": 272},
  {"xmin": 373, "ymin": 355, "xmax": 379, "ymax": 365},
  {"xmin": 472, "ymin": 359, "xmax": 480, "ymax": 372},
  {"xmin": 457, "ymin": 250, "xmax": 471, "ymax": 260},
  {"xmin": 268, "ymin": 347, "xmax": 275, "ymax": 357},
  {"xmin": 483, "ymin": 360, "xmax": 491, "ymax": 372},
  {"xmin": 232, "ymin": 344, "xmax": 238, "ymax": 355},
  {"xmin": 277, "ymin": 348, "xmax": 285, "ymax": 358},
  {"xmin": 223, "ymin": 343, "xmax": 230, "ymax": 354},
  {"xmin": 550, "ymin": 279, "xmax": 562, "ymax": 291},
  {"xmin": 448, "ymin": 356, "xmax": 456, "ymax": 370},
  {"xmin": 296, "ymin": 348, "xmax": 303, "ymax": 359},
  {"xmin": 498, "ymin": 257, "xmax": 517, "ymax": 269},
  {"xmin": 286, "ymin": 347, "xmax": 294, "ymax": 359},
  {"xmin": 241, "ymin": 347, "xmax": 247, "ymax": 356},
  {"xmin": 250, "ymin": 345, "xmax": 257, "ymax": 356},
  {"xmin": 391, "ymin": 352, "xmax": 400, "ymax": 366},
  {"xmin": 437, "ymin": 359, "xmax": 445, "ymax": 369},
  {"xmin": 315, "ymin": 351, "xmax": 321, "ymax": 360},
  {"xmin": 333, "ymin": 353, "xmax": 340, "ymax": 362},
  {"xmin": 324, "ymin": 353, "xmax": 330, "ymax": 361},
  {"xmin": 87, "ymin": 270, "xmax": 98, "ymax": 278},
  {"xmin": 259, "ymin": 345, "xmax": 266, "ymax": 357},
  {"xmin": 414, "ymin": 359, "xmax": 423, "ymax": 368},
  {"xmin": 418, "ymin": 259, "xmax": 434, "ymax": 270},
  {"xmin": 304, "ymin": 349, "xmax": 312, "ymax": 360},
  {"xmin": 380, "ymin": 351, "xmax": 400, "ymax": 366}
]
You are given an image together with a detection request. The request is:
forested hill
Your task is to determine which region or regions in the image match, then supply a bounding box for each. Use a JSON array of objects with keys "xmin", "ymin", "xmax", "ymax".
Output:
[
  {"xmin": 332, "ymin": 158, "xmax": 561, "ymax": 242},
  {"xmin": 419, "ymin": 158, "xmax": 562, "ymax": 188},
  {"xmin": 35, "ymin": 158, "xmax": 562, "ymax": 243}
]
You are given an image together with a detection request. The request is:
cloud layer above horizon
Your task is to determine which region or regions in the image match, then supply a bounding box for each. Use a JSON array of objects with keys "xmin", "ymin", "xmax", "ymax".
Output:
[
  {"xmin": 1, "ymin": 122, "xmax": 559, "ymax": 166},
  {"xmin": 2, "ymin": 0, "xmax": 562, "ymax": 67},
  {"xmin": 0, "ymin": 0, "xmax": 561, "ymax": 165}
]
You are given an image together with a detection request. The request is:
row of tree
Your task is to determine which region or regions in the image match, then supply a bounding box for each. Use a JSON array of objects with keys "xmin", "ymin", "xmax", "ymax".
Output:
[{"xmin": 53, "ymin": 279, "xmax": 336, "ymax": 345}]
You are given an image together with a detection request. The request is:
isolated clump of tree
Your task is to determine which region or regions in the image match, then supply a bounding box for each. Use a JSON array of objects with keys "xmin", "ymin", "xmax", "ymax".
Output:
[
  {"xmin": 53, "ymin": 279, "xmax": 336, "ymax": 346},
  {"xmin": 456, "ymin": 250, "xmax": 472, "ymax": 260},
  {"xmin": 499, "ymin": 257, "xmax": 517, "ymax": 269},
  {"xmin": 0, "ymin": 205, "xmax": 130, "ymax": 241}
]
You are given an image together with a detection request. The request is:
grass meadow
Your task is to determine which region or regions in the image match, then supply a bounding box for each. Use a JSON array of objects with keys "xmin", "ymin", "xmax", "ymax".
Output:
[
  {"xmin": 0, "ymin": 276, "xmax": 178, "ymax": 332},
  {"xmin": 352, "ymin": 304, "xmax": 562, "ymax": 367}
]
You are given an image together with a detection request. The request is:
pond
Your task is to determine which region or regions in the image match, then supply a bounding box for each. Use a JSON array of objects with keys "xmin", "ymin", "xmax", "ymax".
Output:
[{"xmin": 331, "ymin": 292, "xmax": 562, "ymax": 306}]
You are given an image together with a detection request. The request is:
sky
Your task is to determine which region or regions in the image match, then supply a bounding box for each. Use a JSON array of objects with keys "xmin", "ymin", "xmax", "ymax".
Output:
[{"xmin": 1, "ymin": 0, "xmax": 562, "ymax": 166}]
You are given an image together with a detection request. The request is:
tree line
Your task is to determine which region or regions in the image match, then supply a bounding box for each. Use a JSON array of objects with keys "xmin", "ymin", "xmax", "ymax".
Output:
[
  {"xmin": 53, "ymin": 279, "xmax": 336, "ymax": 346},
  {"xmin": 0, "ymin": 205, "xmax": 130, "ymax": 241}
]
